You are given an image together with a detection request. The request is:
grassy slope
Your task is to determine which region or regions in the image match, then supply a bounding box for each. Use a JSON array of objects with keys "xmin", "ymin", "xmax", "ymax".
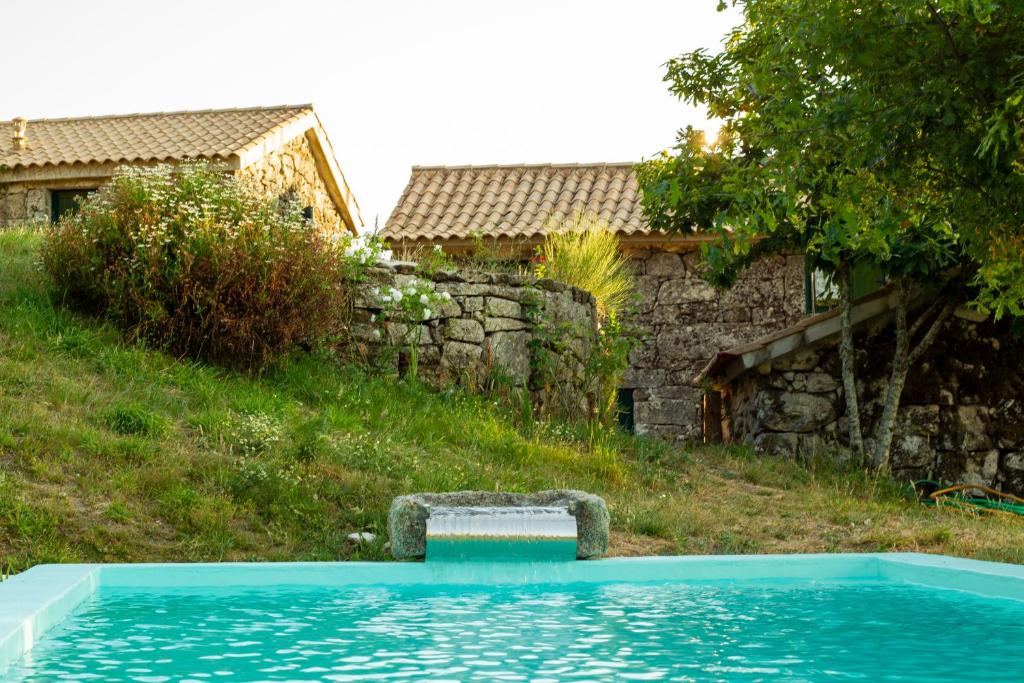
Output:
[{"xmin": 1, "ymin": 227, "xmax": 1022, "ymax": 571}]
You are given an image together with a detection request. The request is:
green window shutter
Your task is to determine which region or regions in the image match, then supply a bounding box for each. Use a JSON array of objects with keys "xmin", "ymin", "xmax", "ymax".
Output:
[
  {"xmin": 851, "ymin": 262, "xmax": 885, "ymax": 300},
  {"xmin": 804, "ymin": 262, "xmax": 886, "ymax": 315}
]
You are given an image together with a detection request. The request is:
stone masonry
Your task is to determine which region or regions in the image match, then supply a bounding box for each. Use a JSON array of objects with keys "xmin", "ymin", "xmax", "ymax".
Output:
[
  {"xmin": 235, "ymin": 135, "xmax": 346, "ymax": 236},
  {"xmin": 348, "ymin": 262, "xmax": 602, "ymax": 416},
  {"xmin": 624, "ymin": 248, "xmax": 806, "ymax": 442},
  {"xmin": 0, "ymin": 185, "xmax": 52, "ymax": 224},
  {"xmin": 720, "ymin": 311, "xmax": 1024, "ymax": 494},
  {"xmin": 387, "ymin": 490, "xmax": 610, "ymax": 560}
]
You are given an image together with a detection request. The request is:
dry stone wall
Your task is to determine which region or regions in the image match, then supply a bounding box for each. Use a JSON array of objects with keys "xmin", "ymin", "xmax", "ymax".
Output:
[
  {"xmin": 722, "ymin": 312, "xmax": 1024, "ymax": 494},
  {"xmin": 348, "ymin": 262, "xmax": 601, "ymax": 415},
  {"xmin": 624, "ymin": 248, "xmax": 806, "ymax": 441}
]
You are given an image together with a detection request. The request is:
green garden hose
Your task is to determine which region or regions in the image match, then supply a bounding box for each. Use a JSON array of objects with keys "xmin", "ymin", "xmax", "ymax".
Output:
[{"xmin": 915, "ymin": 480, "xmax": 1024, "ymax": 517}]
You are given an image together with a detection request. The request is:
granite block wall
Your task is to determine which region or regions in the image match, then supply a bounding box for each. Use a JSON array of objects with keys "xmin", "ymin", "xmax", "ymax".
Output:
[
  {"xmin": 721, "ymin": 311, "xmax": 1024, "ymax": 493},
  {"xmin": 623, "ymin": 248, "xmax": 806, "ymax": 441},
  {"xmin": 348, "ymin": 262, "xmax": 602, "ymax": 416},
  {"xmin": 236, "ymin": 135, "xmax": 345, "ymax": 236}
]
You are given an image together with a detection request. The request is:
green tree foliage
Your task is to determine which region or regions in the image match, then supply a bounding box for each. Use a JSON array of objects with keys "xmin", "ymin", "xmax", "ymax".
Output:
[{"xmin": 638, "ymin": 0, "xmax": 1024, "ymax": 466}]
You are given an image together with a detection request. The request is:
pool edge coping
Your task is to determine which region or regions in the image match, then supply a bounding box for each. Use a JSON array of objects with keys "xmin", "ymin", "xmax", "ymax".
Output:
[
  {"xmin": 2, "ymin": 552, "xmax": 1023, "ymax": 675},
  {"xmin": 0, "ymin": 564, "xmax": 98, "ymax": 676}
]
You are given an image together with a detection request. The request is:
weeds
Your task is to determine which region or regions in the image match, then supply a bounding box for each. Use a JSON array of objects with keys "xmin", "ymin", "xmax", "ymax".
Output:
[{"xmin": 0, "ymin": 228, "xmax": 1023, "ymax": 571}]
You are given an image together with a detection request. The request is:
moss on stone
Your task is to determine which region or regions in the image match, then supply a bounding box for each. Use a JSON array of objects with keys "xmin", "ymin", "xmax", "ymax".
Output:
[{"xmin": 387, "ymin": 490, "xmax": 610, "ymax": 560}]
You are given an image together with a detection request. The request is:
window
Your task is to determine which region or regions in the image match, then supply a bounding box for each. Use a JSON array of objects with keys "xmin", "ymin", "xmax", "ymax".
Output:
[
  {"xmin": 616, "ymin": 388, "xmax": 635, "ymax": 433},
  {"xmin": 804, "ymin": 263, "xmax": 886, "ymax": 314},
  {"xmin": 50, "ymin": 189, "xmax": 94, "ymax": 222}
]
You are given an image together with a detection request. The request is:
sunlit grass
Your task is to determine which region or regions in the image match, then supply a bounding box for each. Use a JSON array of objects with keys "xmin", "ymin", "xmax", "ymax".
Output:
[{"xmin": 1, "ymin": 225, "xmax": 1023, "ymax": 572}]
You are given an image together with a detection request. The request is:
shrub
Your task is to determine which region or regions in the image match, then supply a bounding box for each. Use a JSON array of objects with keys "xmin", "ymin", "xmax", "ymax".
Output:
[
  {"xmin": 41, "ymin": 162, "xmax": 371, "ymax": 370},
  {"xmin": 533, "ymin": 212, "xmax": 642, "ymax": 425},
  {"xmin": 372, "ymin": 277, "xmax": 451, "ymax": 378},
  {"xmin": 535, "ymin": 211, "xmax": 634, "ymax": 318}
]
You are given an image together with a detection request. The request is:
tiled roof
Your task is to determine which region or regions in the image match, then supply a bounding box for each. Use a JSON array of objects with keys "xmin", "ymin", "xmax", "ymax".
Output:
[
  {"xmin": 1, "ymin": 105, "xmax": 313, "ymax": 169},
  {"xmin": 382, "ymin": 163, "xmax": 657, "ymax": 242}
]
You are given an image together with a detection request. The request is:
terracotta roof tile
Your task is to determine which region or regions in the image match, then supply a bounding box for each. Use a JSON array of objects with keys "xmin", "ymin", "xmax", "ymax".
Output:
[
  {"xmin": 382, "ymin": 163, "xmax": 656, "ymax": 242},
  {"xmin": 1, "ymin": 105, "xmax": 313, "ymax": 170}
]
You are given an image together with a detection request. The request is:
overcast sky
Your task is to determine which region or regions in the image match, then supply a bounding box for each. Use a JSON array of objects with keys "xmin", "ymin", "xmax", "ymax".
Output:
[{"xmin": 3, "ymin": 1, "xmax": 740, "ymax": 230}]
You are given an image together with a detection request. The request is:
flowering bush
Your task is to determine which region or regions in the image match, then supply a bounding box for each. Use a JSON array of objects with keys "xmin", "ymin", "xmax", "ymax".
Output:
[
  {"xmin": 339, "ymin": 234, "xmax": 391, "ymax": 275},
  {"xmin": 372, "ymin": 277, "xmax": 450, "ymax": 377},
  {"xmin": 374, "ymin": 278, "xmax": 450, "ymax": 326},
  {"xmin": 41, "ymin": 162, "xmax": 372, "ymax": 369}
]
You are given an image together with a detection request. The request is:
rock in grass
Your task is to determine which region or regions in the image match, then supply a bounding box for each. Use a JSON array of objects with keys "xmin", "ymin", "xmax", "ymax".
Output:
[
  {"xmin": 346, "ymin": 531, "xmax": 377, "ymax": 545},
  {"xmin": 387, "ymin": 490, "xmax": 609, "ymax": 561}
]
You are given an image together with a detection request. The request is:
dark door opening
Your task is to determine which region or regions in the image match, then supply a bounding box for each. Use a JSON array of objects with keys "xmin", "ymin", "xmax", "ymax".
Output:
[
  {"xmin": 50, "ymin": 189, "xmax": 95, "ymax": 222},
  {"xmin": 616, "ymin": 388, "xmax": 635, "ymax": 433}
]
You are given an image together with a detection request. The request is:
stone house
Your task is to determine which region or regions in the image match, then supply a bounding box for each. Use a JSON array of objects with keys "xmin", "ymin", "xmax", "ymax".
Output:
[
  {"xmin": 0, "ymin": 105, "xmax": 361, "ymax": 233},
  {"xmin": 381, "ymin": 163, "xmax": 807, "ymax": 440},
  {"xmin": 697, "ymin": 288, "xmax": 1024, "ymax": 494}
]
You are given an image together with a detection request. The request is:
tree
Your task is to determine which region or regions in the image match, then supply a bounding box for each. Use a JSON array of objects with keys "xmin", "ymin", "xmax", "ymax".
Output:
[{"xmin": 637, "ymin": 0, "xmax": 1024, "ymax": 468}]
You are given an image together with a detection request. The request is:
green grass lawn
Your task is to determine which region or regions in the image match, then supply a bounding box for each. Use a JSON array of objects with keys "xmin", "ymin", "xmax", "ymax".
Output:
[{"xmin": 2, "ymin": 226, "xmax": 1023, "ymax": 572}]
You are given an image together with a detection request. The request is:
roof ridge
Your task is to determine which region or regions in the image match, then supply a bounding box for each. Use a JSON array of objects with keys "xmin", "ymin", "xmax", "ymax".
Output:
[
  {"xmin": 411, "ymin": 162, "xmax": 638, "ymax": 171},
  {"xmin": 4, "ymin": 104, "xmax": 315, "ymax": 125}
]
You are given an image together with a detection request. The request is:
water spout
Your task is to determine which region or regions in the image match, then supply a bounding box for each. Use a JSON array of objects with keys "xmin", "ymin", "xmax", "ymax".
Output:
[{"xmin": 426, "ymin": 506, "xmax": 578, "ymax": 562}]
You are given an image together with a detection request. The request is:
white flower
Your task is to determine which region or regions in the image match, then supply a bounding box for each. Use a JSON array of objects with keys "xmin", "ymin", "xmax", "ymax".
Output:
[
  {"xmin": 433, "ymin": 244, "xmax": 442, "ymax": 253},
  {"xmin": 419, "ymin": 293, "xmax": 429, "ymax": 305},
  {"xmin": 371, "ymin": 329, "xmax": 382, "ymax": 340},
  {"xmin": 369, "ymin": 314, "xmax": 376, "ymax": 322},
  {"xmin": 422, "ymin": 308, "xmax": 431, "ymax": 320},
  {"xmin": 441, "ymin": 292, "xmax": 452, "ymax": 301},
  {"xmin": 390, "ymin": 287, "xmax": 403, "ymax": 302}
]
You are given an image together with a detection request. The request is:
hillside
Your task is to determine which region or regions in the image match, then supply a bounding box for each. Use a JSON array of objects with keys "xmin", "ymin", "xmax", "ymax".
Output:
[{"xmin": 1, "ymin": 227, "xmax": 1023, "ymax": 571}]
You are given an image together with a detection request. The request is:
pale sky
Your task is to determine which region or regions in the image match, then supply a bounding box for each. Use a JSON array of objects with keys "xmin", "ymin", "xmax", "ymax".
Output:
[{"xmin": 2, "ymin": 1, "xmax": 740, "ymax": 230}]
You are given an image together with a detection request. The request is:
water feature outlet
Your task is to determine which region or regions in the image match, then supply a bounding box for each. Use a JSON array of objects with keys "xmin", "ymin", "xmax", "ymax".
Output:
[{"xmin": 425, "ymin": 505, "xmax": 578, "ymax": 561}]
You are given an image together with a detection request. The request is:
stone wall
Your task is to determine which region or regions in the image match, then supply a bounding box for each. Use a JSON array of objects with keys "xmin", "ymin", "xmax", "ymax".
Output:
[
  {"xmin": 348, "ymin": 262, "xmax": 601, "ymax": 414},
  {"xmin": 236, "ymin": 135, "xmax": 345, "ymax": 235},
  {"xmin": 0, "ymin": 184, "xmax": 55, "ymax": 225},
  {"xmin": 624, "ymin": 248, "xmax": 806, "ymax": 441},
  {"xmin": 721, "ymin": 312, "xmax": 1024, "ymax": 493}
]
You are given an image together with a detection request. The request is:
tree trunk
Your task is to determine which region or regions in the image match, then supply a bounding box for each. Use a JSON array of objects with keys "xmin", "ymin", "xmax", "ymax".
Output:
[
  {"xmin": 871, "ymin": 281, "xmax": 956, "ymax": 469},
  {"xmin": 837, "ymin": 265, "xmax": 865, "ymax": 460},
  {"xmin": 872, "ymin": 281, "xmax": 912, "ymax": 469}
]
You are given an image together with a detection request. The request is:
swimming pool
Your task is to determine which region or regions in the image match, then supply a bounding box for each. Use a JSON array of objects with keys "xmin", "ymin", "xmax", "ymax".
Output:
[{"xmin": 2, "ymin": 553, "xmax": 1023, "ymax": 681}]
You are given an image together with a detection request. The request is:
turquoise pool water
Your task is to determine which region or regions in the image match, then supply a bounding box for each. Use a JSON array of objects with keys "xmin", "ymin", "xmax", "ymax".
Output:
[
  {"xmin": 9, "ymin": 578, "xmax": 1024, "ymax": 682},
  {"xmin": 426, "ymin": 537, "xmax": 579, "ymax": 562}
]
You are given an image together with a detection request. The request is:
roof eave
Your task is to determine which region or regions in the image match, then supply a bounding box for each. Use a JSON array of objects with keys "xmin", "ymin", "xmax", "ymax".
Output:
[
  {"xmin": 382, "ymin": 232, "xmax": 715, "ymax": 249},
  {"xmin": 696, "ymin": 288, "xmax": 903, "ymax": 389},
  {"xmin": 0, "ymin": 157, "xmax": 240, "ymax": 184}
]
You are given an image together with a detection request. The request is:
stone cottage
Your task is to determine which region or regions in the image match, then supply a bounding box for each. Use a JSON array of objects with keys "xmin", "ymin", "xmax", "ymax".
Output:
[
  {"xmin": 381, "ymin": 163, "xmax": 807, "ymax": 440},
  {"xmin": 0, "ymin": 105, "xmax": 361, "ymax": 233},
  {"xmin": 697, "ymin": 288, "xmax": 1024, "ymax": 494}
]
